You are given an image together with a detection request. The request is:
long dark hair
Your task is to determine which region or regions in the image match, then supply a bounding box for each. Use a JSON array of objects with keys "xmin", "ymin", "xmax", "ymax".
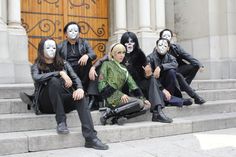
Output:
[
  {"xmin": 120, "ymin": 31, "xmax": 141, "ymax": 53},
  {"xmin": 35, "ymin": 38, "xmax": 64, "ymax": 71}
]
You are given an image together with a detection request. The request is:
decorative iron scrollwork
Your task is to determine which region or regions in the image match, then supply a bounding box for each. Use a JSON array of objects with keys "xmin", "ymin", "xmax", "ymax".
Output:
[
  {"xmin": 68, "ymin": 0, "xmax": 96, "ymax": 9},
  {"xmin": 92, "ymin": 42, "xmax": 106, "ymax": 54},
  {"xmin": 37, "ymin": 0, "xmax": 60, "ymax": 7},
  {"xmin": 24, "ymin": 19, "xmax": 61, "ymax": 37},
  {"xmin": 78, "ymin": 21, "xmax": 105, "ymax": 37}
]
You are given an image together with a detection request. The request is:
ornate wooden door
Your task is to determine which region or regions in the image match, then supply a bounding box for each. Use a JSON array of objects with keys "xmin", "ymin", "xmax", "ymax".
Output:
[{"xmin": 21, "ymin": 0, "xmax": 109, "ymax": 63}]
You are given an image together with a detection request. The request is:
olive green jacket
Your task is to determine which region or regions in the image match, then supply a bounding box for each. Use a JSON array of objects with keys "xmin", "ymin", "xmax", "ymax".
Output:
[{"xmin": 98, "ymin": 60, "xmax": 143, "ymax": 107}]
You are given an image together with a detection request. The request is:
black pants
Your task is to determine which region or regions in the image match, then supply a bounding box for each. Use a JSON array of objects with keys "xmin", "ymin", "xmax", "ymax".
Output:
[
  {"xmin": 72, "ymin": 61, "xmax": 92, "ymax": 93},
  {"xmin": 138, "ymin": 76, "xmax": 165, "ymax": 111},
  {"xmin": 176, "ymin": 73, "xmax": 196, "ymax": 98},
  {"xmin": 160, "ymin": 69, "xmax": 182, "ymax": 97},
  {"xmin": 38, "ymin": 77, "xmax": 97, "ymax": 140},
  {"xmin": 177, "ymin": 64, "xmax": 199, "ymax": 85}
]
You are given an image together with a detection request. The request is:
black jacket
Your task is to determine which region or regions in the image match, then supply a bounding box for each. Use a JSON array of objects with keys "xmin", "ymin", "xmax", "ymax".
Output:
[
  {"xmin": 169, "ymin": 44, "xmax": 203, "ymax": 67},
  {"xmin": 58, "ymin": 38, "xmax": 97, "ymax": 61},
  {"xmin": 31, "ymin": 61, "xmax": 83, "ymax": 114},
  {"xmin": 147, "ymin": 48, "xmax": 178, "ymax": 72}
]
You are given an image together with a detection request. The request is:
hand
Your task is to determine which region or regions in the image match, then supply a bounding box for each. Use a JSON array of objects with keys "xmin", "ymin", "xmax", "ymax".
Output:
[
  {"xmin": 73, "ymin": 88, "xmax": 84, "ymax": 100},
  {"xmin": 162, "ymin": 89, "xmax": 171, "ymax": 101},
  {"xmin": 142, "ymin": 64, "xmax": 152, "ymax": 78},
  {"xmin": 78, "ymin": 54, "xmax": 89, "ymax": 66},
  {"xmin": 121, "ymin": 94, "xmax": 129, "ymax": 104},
  {"xmin": 89, "ymin": 66, "xmax": 98, "ymax": 80},
  {"xmin": 60, "ymin": 71, "xmax": 72, "ymax": 88},
  {"xmin": 199, "ymin": 66, "xmax": 205, "ymax": 72},
  {"xmin": 143, "ymin": 100, "xmax": 151, "ymax": 109},
  {"xmin": 153, "ymin": 66, "xmax": 161, "ymax": 79}
]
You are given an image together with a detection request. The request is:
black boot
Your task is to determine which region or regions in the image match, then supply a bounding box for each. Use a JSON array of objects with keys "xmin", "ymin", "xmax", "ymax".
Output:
[
  {"xmin": 152, "ymin": 106, "xmax": 173, "ymax": 123},
  {"xmin": 193, "ymin": 94, "xmax": 206, "ymax": 105},
  {"xmin": 100, "ymin": 108, "xmax": 114, "ymax": 125},
  {"xmin": 183, "ymin": 98, "xmax": 193, "ymax": 106}
]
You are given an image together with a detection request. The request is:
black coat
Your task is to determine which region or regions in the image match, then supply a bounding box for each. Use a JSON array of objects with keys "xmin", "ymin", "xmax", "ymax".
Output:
[
  {"xmin": 31, "ymin": 61, "xmax": 82, "ymax": 114},
  {"xmin": 169, "ymin": 44, "xmax": 203, "ymax": 67},
  {"xmin": 147, "ymin": 48, "xmax": 178, "ymax": 72},
  {"xmin": 58, "ymin": 38, "xmax": 97, "ymax": 61}
]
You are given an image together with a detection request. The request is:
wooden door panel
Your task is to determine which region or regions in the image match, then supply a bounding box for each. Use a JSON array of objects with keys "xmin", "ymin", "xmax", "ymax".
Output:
[{"xmin": 21, "ymin": 0, "xmax": 109, "ymax": 63}]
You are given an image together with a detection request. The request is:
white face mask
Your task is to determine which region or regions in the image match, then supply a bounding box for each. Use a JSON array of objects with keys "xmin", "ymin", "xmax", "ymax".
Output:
[
  {"xmin": 156, "ymin": 40, "xmax": 169, "ymax": 55},
  {"xmin": 161, "ymin": 31, "xmax": 172, "ymax": 41},
  {"xmin": 44, "ymin": 40, "xmax": 56, "ymax": 59},
  {"xmin": 124, "ymin": 37, "xmax": 135, "ymax": 53},
  {"xmin": 66, "ymin": 24, "xmax": 79, "ymax": 40}
]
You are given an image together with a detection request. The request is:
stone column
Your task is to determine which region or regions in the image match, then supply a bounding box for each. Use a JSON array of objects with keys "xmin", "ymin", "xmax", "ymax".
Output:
[
  {"xmin": 137, "ymin": 0, "xmax": 157, "ymax": 55},
  {"xmin": 155, "ymin": 0, "xmax": 166, "ymax": 33},
  {"xmin": 6, "ymin": 0, "xmax": 32, "ymax": 83},
  {"xmin": 114, "ymin": 0, "xmax": 127, "ymax": 34},
  {"xmin": 138, "ymin": 0, "xmax": 151, "ymax": 32}
]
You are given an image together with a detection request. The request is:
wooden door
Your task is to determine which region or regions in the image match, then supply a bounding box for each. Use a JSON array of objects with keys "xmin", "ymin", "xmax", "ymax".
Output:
[{"xmin": 21, "ymin": 0, "xmax": 109, "ymax": 63}]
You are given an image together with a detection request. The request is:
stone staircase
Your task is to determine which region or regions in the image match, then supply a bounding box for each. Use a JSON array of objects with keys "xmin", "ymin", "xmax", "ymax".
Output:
[{"xmin": 0, "ymin": 79, "xmax": 236, "ymax": 156}]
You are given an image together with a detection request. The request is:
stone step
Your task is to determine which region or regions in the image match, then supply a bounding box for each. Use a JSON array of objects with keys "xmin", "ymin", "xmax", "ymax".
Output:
[
  {"xmin": 0, "ymin": 99, "xmax": 235, "ymax": 133},
  {"xmin": 183, "ymin": 89, "xmax": 236, "ymax": 101},
  {"xmin": 0, "ymin": 84, "xmax": 34, "ymax": 99},
  {"xmin": 0, "ymin": 112, "xmax": 236, "ymax": 156},
  {"xmin": 1, "ymin": 79, "xmax": 236, "ymax": 99},
  {"xmin": 0, "ymin": 99, "xmax": 31, "ymax": 114},
  {"xmin": 192, "ymin": 79, "xmax": 236, "ymax": 90}
]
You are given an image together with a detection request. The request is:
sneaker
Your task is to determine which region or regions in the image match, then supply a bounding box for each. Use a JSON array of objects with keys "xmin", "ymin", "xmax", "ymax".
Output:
[
  {"xmin": 57, "ymin": 122, "xmax": 69, "ymax": 134},
  {"xmin": 85, "ymin": 138, "xmax": 109, "ymax": 150}
]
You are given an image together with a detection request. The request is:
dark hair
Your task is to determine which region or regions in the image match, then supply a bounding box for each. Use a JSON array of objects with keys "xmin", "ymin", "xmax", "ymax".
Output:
[
  {"xmin": 159, "ymin": 29, "xmax": 173, "ymax": 38},
  {"xmin": 35, "ymin": 38, "xmax": 64, "ymax": 71},
  {"xmin": 156, "ymin": 38, "xmax": 171, "ymax": 47},
  {"xmin": 120, "ymin": 31, "xmax": 141, "ymax": 53},
  {"xmin": 63, "ymin": 21, "xmax": 81, "ymax": 34}
]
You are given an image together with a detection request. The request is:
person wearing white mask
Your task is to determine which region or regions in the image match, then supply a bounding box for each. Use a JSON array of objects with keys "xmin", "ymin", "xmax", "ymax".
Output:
[
  {"xmin": 147, "ymin": 38, "xmax": 193, "ymax": 107},
  {"xmin": 160, "ymin": 29, "xmax": 206, "ymax": 104},
  {"xmin": 29, "ymin": 38, "xmax": 108, "ymax": 150},
  {"xmin": 58, "ymin": 22, "xmax": 97, "ymax": 106}
]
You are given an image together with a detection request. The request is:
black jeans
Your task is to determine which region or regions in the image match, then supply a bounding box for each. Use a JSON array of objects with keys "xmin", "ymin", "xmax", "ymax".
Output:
[
  {"xmin": 39, "ymin": 77, "xmax": 97, "ymax": 140},
  {"xmin": 177, "ymin": 64, "xmax": 199, "ymax": 85}
]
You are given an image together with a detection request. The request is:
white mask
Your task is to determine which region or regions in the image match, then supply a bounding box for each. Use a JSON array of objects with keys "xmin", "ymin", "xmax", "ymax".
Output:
[
  {"xmin": 66, "ymin": 24, "xmax": 79, "ymax": 40},
  {"xmin": 161, "ymin": 30, "xmax": 172, "ymax": 41},
  {"xmin": 44, "ymin": 40, "xmax": 56, "ymax": 59},
  {"xmin": 156, "ymin": 40, "xmax": 169, "ymax": 55},
  {"xmin": 124, "ymin": 37, "xmax": 135, "ymax": 53}
]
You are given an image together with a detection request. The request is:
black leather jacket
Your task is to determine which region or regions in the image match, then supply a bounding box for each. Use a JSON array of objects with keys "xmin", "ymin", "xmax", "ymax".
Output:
[
  {"xmin": 147, "ymin": 48, "xmax": 178, "ymax": 72},
  {"xmin": 31, "ymin": 61, "xmax": 83, "ymax": 114},
  {"xmin": 169, "ymin": 44, "xmax": 203, "ymax": 67},
  {"xmin": 58, "ymin": 38, "xmax": 97, "ymax": 61}
]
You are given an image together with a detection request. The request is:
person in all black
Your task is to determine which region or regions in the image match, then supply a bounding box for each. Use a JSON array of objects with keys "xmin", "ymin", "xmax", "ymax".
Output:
[
  {"xmin": 147, "ymin": 38, "xmax": 193, "ymax": 107},
  {"xmin": 29, "ymin": 38, "xmax": 108, "ymax": 150},
  {"xmin": 58, "ymin": 22, "xmax": 97, "ymax": 106},
  {"xmin": 159, "ymin": 29, "xmax": 206, "ymax": 104}
]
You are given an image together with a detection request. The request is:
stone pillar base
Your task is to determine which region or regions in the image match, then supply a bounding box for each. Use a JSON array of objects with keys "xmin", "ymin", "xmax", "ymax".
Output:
[{"xmin": 137, "ymin": 31, "xmax": 159, "ymax": 56}]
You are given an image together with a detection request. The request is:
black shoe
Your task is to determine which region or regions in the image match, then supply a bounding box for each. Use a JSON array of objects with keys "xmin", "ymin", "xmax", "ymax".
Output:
[
  {"xmin": 152, "ymin": 108, "xmax": 173, "ymax": 123},
  {"xmin": 194, "ymin": 94, "xmax": 206, "ymax": 105},
  {"xmin": 19, "ymin": 92, "xmax": 33, "ymax": 106},
  {"xmin": 85, "ymin": 138, "xmax": 109, "ymax": 150},
  {"xmin": 183, "ymin": 98, "xmax": 193, "ymax": 106},
  {"xmin": 57, "ymin": 122, "xmax": 69, "ymax": 134}
]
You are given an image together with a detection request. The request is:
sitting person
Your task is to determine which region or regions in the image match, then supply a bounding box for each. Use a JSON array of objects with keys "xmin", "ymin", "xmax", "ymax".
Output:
[
  {"xmin": 159, "ymin": 28, "xmax": 204, "ymax": 84},
  {"xmin": 98, "ymin": 43, "xmax": 151, "ymax": 125},
  {"xmin": 29, "ymin": 37, "xmax": 108, "ymax": 150},
  {"xmin": 147, "ymin": 38, "xmax": 193, "ymax": 107},
  {"xmin": 159, "ymin": 29, "xmax": 206, "ymax": 104}
]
